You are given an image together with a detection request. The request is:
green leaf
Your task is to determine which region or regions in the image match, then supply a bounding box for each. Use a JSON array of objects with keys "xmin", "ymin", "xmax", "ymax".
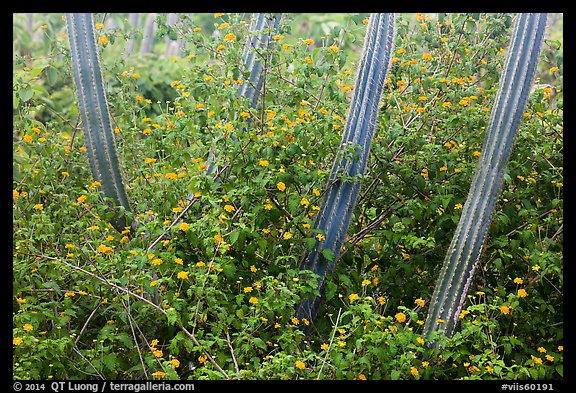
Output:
[
  {"xmin": 19, "ymin": 86, "xmax": 33, "ymax": 102},
  {"xmin": 304, "ymin": 237, "xmax": 317, "ymax": 252},
  {"xmin": 42, "ymin": 281, "xmax": 61, "ymax": 295},
  {"xmin": 252, "ymin": 337, "xmax": 267, "ymax": 350},
  {"xmin": 321, "ymin": 248, "xmax": 335, "ymax": 262}
]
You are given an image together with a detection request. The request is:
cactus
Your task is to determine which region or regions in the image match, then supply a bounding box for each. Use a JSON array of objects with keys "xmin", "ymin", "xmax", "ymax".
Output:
[
  {"xmin": 423, "ymin": 13, "xmax": 548, "ymax": 342},
  {"xmin": 296, "ymin": 13, "xmax": 396, "ymax": 328},
  {"xmin": 205, "ymin": 13, "xmax": 282, "ymax": 177},
  {"xmin": 237, "ymin": 13, "xmax": 282, "ymax": 109},
  {"xmin": 66, "ymin": 13, "xmax": 132, "ymax": 232}
]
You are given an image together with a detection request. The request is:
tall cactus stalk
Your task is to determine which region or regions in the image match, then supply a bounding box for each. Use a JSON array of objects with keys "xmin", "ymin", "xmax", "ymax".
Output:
[
  {"xmin": 296, "ymin": 13, "xmax": 396, "ymax": 328},
  {"xmin": 423, "ymin": 13, "xmax": 548, "ymax": 342},
  {"xmin": 205, "ymin": 13, "xmax": 282, "ymax": 176},
  {"xmin": 237, "ymin": 13, "xmax": 281, "ymax": 109},
  {"xmin": 66, "ymin": 13, "xmax": 132, "ymax": 232}
]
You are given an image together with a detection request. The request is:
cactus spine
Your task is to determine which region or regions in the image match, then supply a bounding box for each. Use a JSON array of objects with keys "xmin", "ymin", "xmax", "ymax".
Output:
[
  {"xmin": 423, "ymin": 13, "xmax": 548, "ymax": 341},
  {"xmin": 66, "ymin": 13, "xmax": 132, "ymax": 232},
  {"xmin": 296, "ymin": 13, "xmax": 396, "ymax": 328}
]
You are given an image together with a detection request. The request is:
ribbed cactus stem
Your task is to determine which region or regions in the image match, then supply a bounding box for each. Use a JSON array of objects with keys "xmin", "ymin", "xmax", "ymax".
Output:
[
  {"xmin": 237, "ymin": 13, "xmax": 281, "ymax": 109},
  {"xmin": 423, "ymin": 13, "xmax": 548, "ymax": 342},
  {"xmin": 296, "ymin": 13, "xmax": 396, "ymax": 328},
  {"xmin": 204, "ymin": 13, "xmax": 281, "ymax": 177},
  {"xmin": 67, "ymin": 13, "xmax": 132, "ymax": 232}
]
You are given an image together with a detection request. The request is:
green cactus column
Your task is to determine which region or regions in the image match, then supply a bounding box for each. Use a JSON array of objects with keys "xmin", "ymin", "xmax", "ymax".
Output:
[
  {"xmin": 237, "ymin": 13, "xmax": 281, "ymax": 109},
  {"xmin": 66, "ymin": 13, "xmax": 132, "ymax": 232},
  {"xmin": 205, "ymin": 13, "xmax": 282, "ymax": 177},
  {"xmin": 296, "ymin": 13, "xmax": 396, "ymax": 328},
  {"xmin": 423, "ymin": 13, "xmax": 548, "ymax": 342}
]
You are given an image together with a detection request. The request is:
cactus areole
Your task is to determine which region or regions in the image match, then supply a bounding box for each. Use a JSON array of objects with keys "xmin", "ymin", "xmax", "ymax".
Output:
[{"xmin": 296, "ymin": 13, "xmax": 396, "ymax": 330}]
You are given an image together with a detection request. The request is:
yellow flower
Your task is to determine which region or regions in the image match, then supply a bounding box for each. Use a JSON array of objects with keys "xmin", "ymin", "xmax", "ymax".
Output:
[
  {"xmin": 513, "ymin": 277, "xmax": 523, "ymax": 284},
  {"xmin": 349, "ymin": 293, "xmax": 359, "ymax": 301},
  {"xmin": 175, "ymin": 258, "xmax": 183, "ymax": 265},
  {"xmin": 517, "ymin": 289, "xmax": 527, "ymax": 298},
  {"xmin": 259, "ymin": 159, "xmax": 269, "ymax": 167},
  {"xmin": 152, "ymin": 371, "xmax": 165, "ymax": 378},
  {"xmin": 422, "ymin": 53, "xmax": 432, "ymax": 60},
  {"xmin": 283, "ymin": 232, "xmax": 293, "ymax": 240},
  {"xmin": 500, "ymin": 305, "xmax": 510, "ymax": 314},
  {"xmin": 454, "ymin": 203, "xmax": 463, "ymax": 210},
  {"xmin": 214, "ymin": 13, "xmax": 224, "ymax": 18},
  {"xmin": 358, "ymin": 373, "xmax": 366, "ymax": 380},
  {"xmin": 179, "ymin": 222, "xmax": 189, "ymax": 231},
  {"xmin": 177, "ymin": 271, "xmax": 189, "ymax": 280},
  {"xmin": 300, "ymin": 197, "xmax": 310, "ymax": 207},
  {"xmin": 411, "ymin": 367, "xmax": 419, "ymax": 376},
  {"xmin": 395, "ymin": 312, "xmax": 407, "ymax": 323},
  {"xmin": 244, "ymin": 286, "xmax": 253, "ymax": 293},
  {"xmin": 13, "ymin": 337, "xmax": 23, "ymax": 346},
  {"xmin": 321, "ymin": 343, "xmax": 329, "ymax": 350},
  {"xmin": 224, "ymin": 33, "xmax": 236, "ymax": 42},
  {"xmin": 98, "ymin": 36, "xmax": 108, "ymax": 45},
  {"xmin": 303, "ymin": 38, "xmax": 314, "ymax": 45},
  {"xmin": 439, "ymin": 166, "xmax": 448, "ymax": 172},
  {"xmin": 416, "ymin": 337, "xmax": 425, "ymax": 345},
  {"xmin": 250, "ymin": 265, "xmax": 257, "ymax": 272},
  {"xmin": 170, "ymin": 359, "xmax": 180, "ymax": 368},
  {"xmin": 77, "ymin": 195, "xmax": 87, "ymax": 203},
  {"xmin": 97, "ymin": 244, "xmax": 113, "ymax": 254},
  {"xmin": 415, "ymin": 298, "xmax": 425, "ymax": 307},
  {"xmin": 316, "ymin": 233, "xmax": 326, "ymax": 241},
  {"xmin": 328, "ymin": 45, "xmax": 339, "ymax": 53},
  {"xmin": 33, "ymin": 204, "xmax": 44, "ymax": 210},
  {"xmin": 549, "ymin": 66, "xmax": 559, "ymax": 72},
  {"xmin": 295, "ymin": 360, "xmax": 305, "ymax": 370},
  {"xmin": 277, "ymin": 182, "xmax": 286, "ymax": 191},
  {"xmin": 224, "ymin": 204, "xmax": 235, "ymax": 213},
  {"xmin": 23, "ymin": 324, "xmax": 34, "ymax": 332},
  {"xmin": 249, "ymin": 297, "xmax": 258, "ymax": 304},
  {"xmin": 152, "ymin": 258, "xmax": 163, "ymax": 266}
]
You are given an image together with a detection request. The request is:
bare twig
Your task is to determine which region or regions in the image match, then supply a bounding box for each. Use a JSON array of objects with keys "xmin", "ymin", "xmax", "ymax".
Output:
[{"xmin": 317, "ymin": 307, "xmax": 342, "ymax": 380}]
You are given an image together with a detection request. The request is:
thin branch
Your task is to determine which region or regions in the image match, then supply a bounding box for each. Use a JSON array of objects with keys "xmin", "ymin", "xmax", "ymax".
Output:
[{"xmin": 316, "ymin": 307, "xmax": 342, "ymax": 380}]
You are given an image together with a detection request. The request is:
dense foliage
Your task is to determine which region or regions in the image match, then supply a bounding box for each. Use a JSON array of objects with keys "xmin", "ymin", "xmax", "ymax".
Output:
[{"xmin": 13, "ymin": 13, "xmax": 563, "ymax": 380}]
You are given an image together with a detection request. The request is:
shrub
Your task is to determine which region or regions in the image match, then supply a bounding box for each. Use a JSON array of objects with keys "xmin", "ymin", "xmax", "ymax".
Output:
[{"xmin": 13, "ymin": 12, "xmax": 562, "ymax": 380}]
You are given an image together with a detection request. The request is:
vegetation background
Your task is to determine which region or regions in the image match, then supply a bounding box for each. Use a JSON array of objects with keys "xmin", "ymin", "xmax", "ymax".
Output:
[{"xmin": 13, "ymin": 12, "xmax": 563, "ymax": 380}]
